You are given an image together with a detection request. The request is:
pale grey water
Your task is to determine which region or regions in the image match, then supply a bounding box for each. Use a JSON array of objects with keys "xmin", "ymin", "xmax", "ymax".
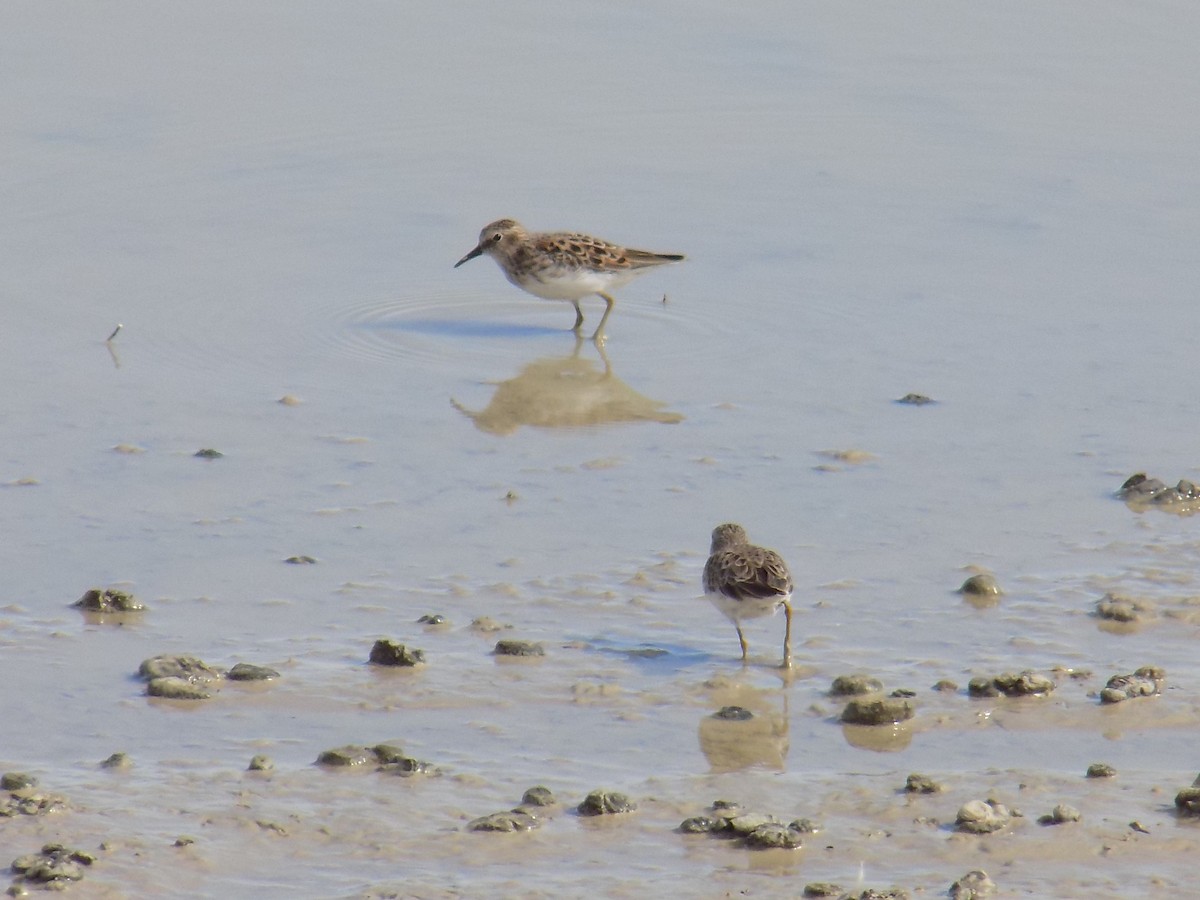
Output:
[{"xmin": 3, "ymin": 2, "xmax": 1200, "ymax": 897}]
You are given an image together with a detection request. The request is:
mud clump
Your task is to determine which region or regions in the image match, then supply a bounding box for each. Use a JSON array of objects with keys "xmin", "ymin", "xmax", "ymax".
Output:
[
  {"xmin": 10, "ymin": 843, "xmax": 96, "ymax": 887},
  {"xmin": 226, "ymin": 662, "xmax": 280, "ymax": 681},
  {"xmin": 1100, "ymin": 666, "xmax": 1164, "ymax": 703},
  {"xmin": 904, "ymin": 773, "xmax": 943, "ymax": 794},
  {"xmin": 968, "ymin": 671, "xmax": 1055, "ymax": 698},
  {"xmin": 368, "ymin": 640, "xmax": 425, "ymax": 667},
  {"xmin": 1094, "ymin": 593, "xmax": 1155, "ymax": 623},
  {"xmin": 494, "ymin": 640, "xmax": 545, "ymax": 657},
  {"xmin": 958, "ymin": 573, "xmax": 1001, "ymax": 597},
  {"xmin": 1038, "ymin": 804, "xmax": 1081, "ymax": 825},
  {"xmin": 578, "ymin": 789, "xmax": 636, "ymax": 816},
  {"xmin": 315, "ymin": 743, "xmax": 433, "ymax": 776},
  {"xmin": 841, "ymin": 696, "xmax": 915, "ymax": 725},
  {"xmin": 950, "ymin": 870, "xmax": 996, "ymax": 899},
  {"xmin": 1118, "ymin": 473, "xmax": 1200, "ymax": 512},
  {"xmin": 955, "ymin": 799, "xmax": 1013, "ymax": 834},
  {"xmin": 830, "ymin": 674, "xmax": 883, "ymax": 696},
  {"xmin": 73, "ymin": 588, "xmax": 145, "ymax": 613},
  {"xmin": 1086, "ymin": 763, "xmax": 1117, "ymax": 778}
]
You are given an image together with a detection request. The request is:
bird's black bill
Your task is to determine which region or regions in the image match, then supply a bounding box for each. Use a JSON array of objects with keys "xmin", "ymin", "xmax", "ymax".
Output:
[{"xmin": 454, "ymin": 244, "xmax": 484, "ymax": 268}]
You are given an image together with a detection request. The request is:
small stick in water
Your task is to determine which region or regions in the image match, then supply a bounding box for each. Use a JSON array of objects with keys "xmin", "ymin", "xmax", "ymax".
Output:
[{"xmin": 106, "ymin": 324, "xmax": 123, "ymax": 342}]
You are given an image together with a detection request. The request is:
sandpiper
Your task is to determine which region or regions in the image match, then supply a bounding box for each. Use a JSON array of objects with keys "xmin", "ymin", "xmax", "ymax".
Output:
[
  {"xmin": 702, "ymin": 523, "xmax": 794, "ymax": 668},
  {"xmin": 454, "ymin": 219, "xmax": 684, "ymax": 340}
]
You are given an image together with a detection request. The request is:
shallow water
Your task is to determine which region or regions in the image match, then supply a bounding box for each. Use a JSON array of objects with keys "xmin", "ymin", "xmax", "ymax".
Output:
[{"xmin": 4, "ymin": 2, "xmax": 1200, "ymax": 897}]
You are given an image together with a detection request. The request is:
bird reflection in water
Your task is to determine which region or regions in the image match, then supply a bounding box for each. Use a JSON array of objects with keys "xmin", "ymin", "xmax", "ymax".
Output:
[{"xmin": 451, "ymin": 335, "xmax": 683, "ymax": 435}]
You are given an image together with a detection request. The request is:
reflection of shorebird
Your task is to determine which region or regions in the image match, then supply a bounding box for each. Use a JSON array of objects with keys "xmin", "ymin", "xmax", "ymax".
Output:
[
  {"xmin": 451, "ymin": 336, "xmax": 683, "ymax": 435},
  {"xmin": 453, "ymin": 219, "xmax": 684, "ymax": 340},
  {"xmin": 703, "ymin": 524, "xmax": 794, "ymax": 669}
]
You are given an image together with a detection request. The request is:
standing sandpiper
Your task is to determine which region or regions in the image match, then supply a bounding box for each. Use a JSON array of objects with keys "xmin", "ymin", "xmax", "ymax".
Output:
[
  {"xmin": 454, "ymin": 219, "xmax": 684, "ymax": 340},
  {"xmin": 703, "ymin": 523, "xmax": 794, "ymax": 668}
]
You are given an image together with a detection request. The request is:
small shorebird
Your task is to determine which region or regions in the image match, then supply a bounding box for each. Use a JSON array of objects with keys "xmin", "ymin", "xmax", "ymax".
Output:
[
  {"xmin": 703, "ymin": 523, "xmax": 794, "ymax": 668},
  {"xmin": 454, "ymin": 219, "xmax": 684, "ymax": 340}
]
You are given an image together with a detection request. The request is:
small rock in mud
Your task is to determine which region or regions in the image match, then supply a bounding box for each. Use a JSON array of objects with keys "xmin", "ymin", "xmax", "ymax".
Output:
[
  {"xmin": 248, "ymin": 755, "xmax": 274, "ymax": 772},
  {"xmin": 577, "ymin": 790, "xmax": 636, "ymax": 816},
  {"xmin": 147, "ymin": 676, "xmax": 213, "ymax": 700},
  {"xmin": 315, "ymin": 745, "xmax": 375, "ymax": 767},
  {"xmin": 1038, "ymin": 804, "xmax": 1081, "ymax": 825},
  {"xmin": 1, "ymin": 773, "xmax": 38, "ymax": 791},
  {"xmin": 831, "ymin": 674, "xmax": 883, "ymax": 696},
  {"xmin": 468, "ymin": 810, "xmax": 540, "ymax": 832},
  {"xmin": 521, "ymin": 786, "xmax": 556, "ymax": 807},
  {"xmin": 803, "ymin": 885, "xmax": 846, "ymax": 898},
  {"xmin": 284, "ymin": 555, "xmax": 317, "ymax": 564},
  {"xmin": 789, "ymin": 818, "xmax": 821, "ymax": 833},
  {"xmin": 1174, "ymin": 785, "xmax": 1200, "ymax": 816},
  {"xmin": 904, "ymin": 773, "xmax": 943, "ymax": 794},
  {"xmin": 743, "ymin": 822, "xmax": 804, "ymax": 849},
  {"xmin": 194, "ymin": 448, "xmax": 223, "ymax": 459},
  {"xmin": 1100, "ymin": 666, "xmax": 1164, "ymax": 703},
  {"xmin": 1086, "ymin": 763, "xmax": 1117, "ymax": 779},
  {"xmin": 958, "ymin": 573, "xmax": 1001, "ymax": 596},
  {"xmin": 417, "ymin": 614, "xmax": 448, "ymax": 626},
  {"xmin": 970, "ymin": 671, "xmax": 1055, "ymax": 698},
  {"xmin": 955, "ymin": 799, "xmax": 1012, "ymax": 834},
  {"xmin": 891, "ymin": 688, "xmax": 916, "ymax": 698},
  {"xmin": 1094, "ymin": 593, "xmax": 1155, "ymax": 623},
  {"xmin": 226, "ymin": 662, "xmax": 280, "ymax": 681},
  {"xmin": 99, "ymin": 752, "xmax": 132, "ymax": 770},
  {"xmin": 1130, "ymin": 820, "xmax": 1151, "ymax": 834},
  {"xmin": 841, "ymin": 696, "xmax": 915, "ymax": 725},
  {"xmin": 494, "ymin": 639, "xmax": 545, "ymax": 657},
  {"xmin": 73, "ymin": 588, "xmax": 145, "ymax": 613},
  {"xmin": 727, "ymin": 813, "xmax": 775, "ymax": 835},
  {"xmin": 933, "ymin": 679, "xmax": 959, "ymax": 692},
  {"xmin": 712, "ymin": 706, "xmax": 754, "ymax": 720},
  {"xmin": 10, "ymin": 843, "xmax": 95, "ymax": 886},
  {"xmin": 859, "ymin": 890, "xmax": 911, "ymax": 900},
  {"xmin": 368, "ymin": 640, "xmax": 425, "ymax": 667},
  {"xmin": 896, "ymin": 393, "xmax": 934, "ymax": 405},
  {"xmin": 950, "ymin": 869, "xmax": 996, "ymax": 899},
  {"xmin": 173, "ymin": 836, "xmax": 196, "ymax": 847},
  {"xmin": 137, "ymin": 655, "xmax": 223, "ymax": 683}
]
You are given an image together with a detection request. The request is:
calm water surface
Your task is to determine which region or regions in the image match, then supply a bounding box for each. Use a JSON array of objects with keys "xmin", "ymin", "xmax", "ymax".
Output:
[{"xmin": 3, "ymin": 2, "xmax": 1200, "ymax": 896}]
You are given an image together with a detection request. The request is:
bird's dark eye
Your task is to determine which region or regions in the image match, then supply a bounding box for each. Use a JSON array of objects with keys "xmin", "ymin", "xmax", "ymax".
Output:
[{"xmin": 492, "ymin": 233, "xmax": 502, "ymax": 242}]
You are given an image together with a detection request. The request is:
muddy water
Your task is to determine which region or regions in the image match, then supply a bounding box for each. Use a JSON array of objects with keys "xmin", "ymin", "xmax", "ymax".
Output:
[{"xmin": 4, "ymin": 2, "xmax": 1200, "ymax": 897}]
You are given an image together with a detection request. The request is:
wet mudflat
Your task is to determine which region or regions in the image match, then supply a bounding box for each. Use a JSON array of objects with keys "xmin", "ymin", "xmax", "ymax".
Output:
[{"xmin": 4, "ymin": 2, "xmax": 1200, "ymax": 897}]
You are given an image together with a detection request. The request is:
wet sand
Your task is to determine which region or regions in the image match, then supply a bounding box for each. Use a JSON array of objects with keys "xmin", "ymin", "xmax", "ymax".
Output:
[{"xmin": 4, "ymin": 2, "xmax": 1200, "ymax": 897}]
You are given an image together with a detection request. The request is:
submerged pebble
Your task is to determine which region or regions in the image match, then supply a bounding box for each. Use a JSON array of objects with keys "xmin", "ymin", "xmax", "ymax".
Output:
[
  {"xmin": 841, "ymin": 696, "xmax": 915, "ymax": 725},
  {"xmin": 1100, "ymin": 666, "xmax": 1164, "ymax": 703},
  {"xmin": 1086, "ymin": 763, "xmax": 1117, "ymax": 778},
  {"xmin": 248, "ymin": 755, "xmax": 274, "ymax": 772},
  {"xmin": 803, "ymin": 885, "xmax": 846, "ymax": 898},
  {"xmin": 577, "ymin": 790, "xmax": 636, "ymax": 816},
  {"xmin": 955, "ymin": 799, "xmax": 1012, "ymax": 834},
  {"xmin": 1, "ymin": 773, "xmax": 37, "ymax": 791},
  {"xmin": 712, "ymin": 706, "xmax": 754, "ymax": 720},
  {"xmin": 99, "ymin": 752, "xmax": 132, "ymax": 770},
  {"xmin": 743, "ymin": 822, "xmax": 804, "ymax": 850},
  {"xmin": 896, "ymin": 393, "xmax": 934, "ymax": 405},
  {"xmin": 368, "ymin": 640, "xmax": 425, "ymax": 667}
]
